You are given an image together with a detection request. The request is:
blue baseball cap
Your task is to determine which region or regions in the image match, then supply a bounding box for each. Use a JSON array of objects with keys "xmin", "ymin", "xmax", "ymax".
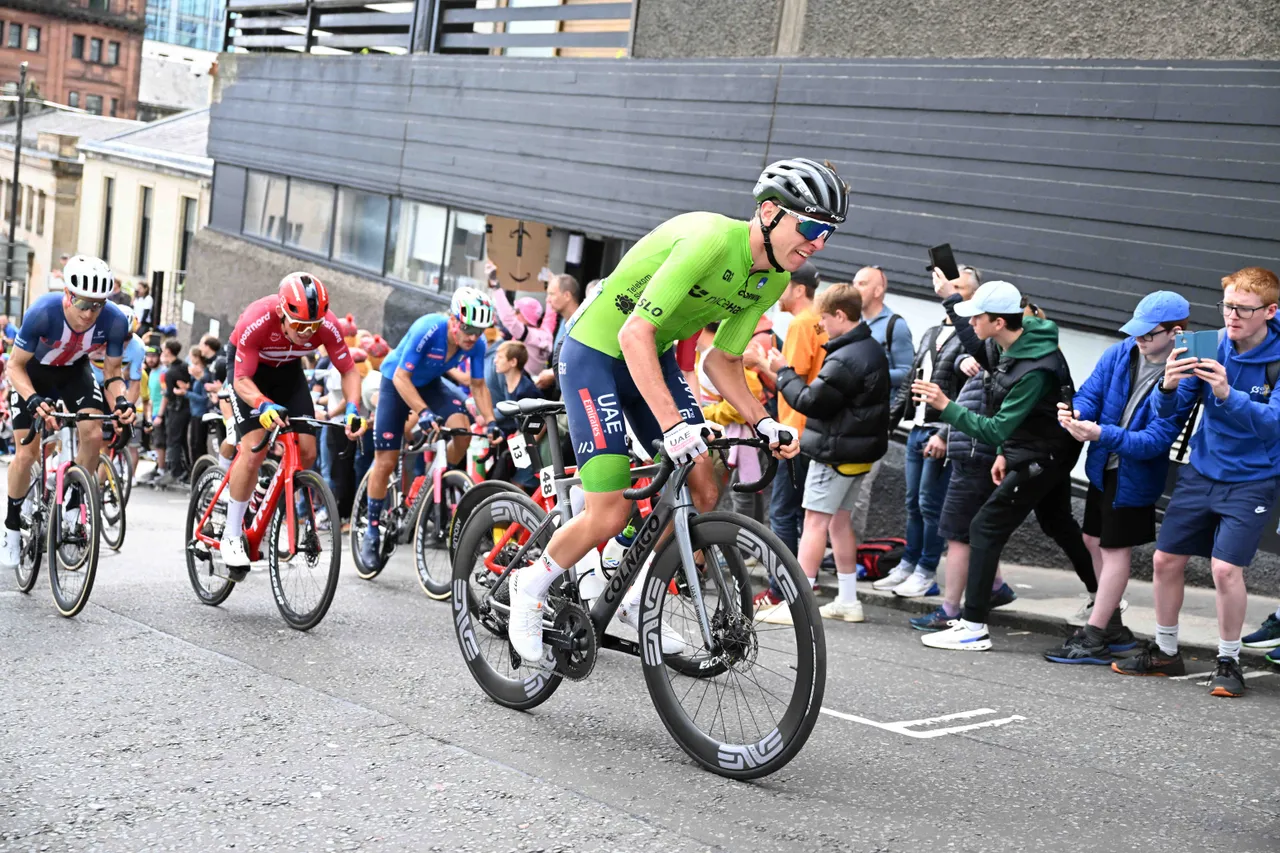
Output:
[{"xmin": 1119, "ymin": 291, "xmax": 1190, "ymax": 337}]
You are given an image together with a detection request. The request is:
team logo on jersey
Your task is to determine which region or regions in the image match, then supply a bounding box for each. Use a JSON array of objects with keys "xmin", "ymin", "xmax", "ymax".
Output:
[
  {"xmin": 736, "ymin": 287, "xmax": 761, "ymax": 303},
  {"xmin": 688, "ymin": 285, "xmax": 709, "ymax": 299},
  {"xmin": 614, "ymin": 294, "xmax": 636, "ymax": 314},
  {"xmin": 722, "ymin": 270, "xmax": 734, "ymax": 282},
  {"xmin": 756, "ymin": 276, "xmax": 768, "ymax": 289}
]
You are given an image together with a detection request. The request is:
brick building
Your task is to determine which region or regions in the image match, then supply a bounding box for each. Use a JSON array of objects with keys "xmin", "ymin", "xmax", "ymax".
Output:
[{"xmin": 0, "ymin": 0, "xmax": 145, "ymax": 119}]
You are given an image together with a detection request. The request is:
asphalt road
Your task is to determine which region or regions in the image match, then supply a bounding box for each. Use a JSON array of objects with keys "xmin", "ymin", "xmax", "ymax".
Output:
[{"xmin": 3, "ymin": 486, "xmax": 1278, "ymax": 853}]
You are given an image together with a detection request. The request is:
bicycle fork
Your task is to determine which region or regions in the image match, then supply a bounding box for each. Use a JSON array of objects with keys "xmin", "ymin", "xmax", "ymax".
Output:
[{"xmin": 668, "ymin": 485, "xmax": 723, "ymax": 654}]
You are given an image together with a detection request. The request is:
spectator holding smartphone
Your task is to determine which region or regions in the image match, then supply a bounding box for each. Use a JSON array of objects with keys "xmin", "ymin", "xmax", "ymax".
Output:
[
  {"xmin": 1044, "ymin": 291, "xmax": 1190, "ymax": 665},
  {"xmin": 911, "ymin": 274, "xmax": 1094, "ymax": 652},
  {"xmin": 1115, "ymin": 267, "xmax": 1280, "ymax": 697}
]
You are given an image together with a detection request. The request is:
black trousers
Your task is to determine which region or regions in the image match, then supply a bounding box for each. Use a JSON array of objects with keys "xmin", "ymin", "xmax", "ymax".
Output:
[
  {"xmin": 326, "ymin": 424, "xmax": 357, "ymax": 521},
  {"xmin": 165, "ymin": 403, "xmax": 192, "ymax": 479},
  {"xmin": 962, "ymin": 448, "xmax": 1095, "ymax": 624}
]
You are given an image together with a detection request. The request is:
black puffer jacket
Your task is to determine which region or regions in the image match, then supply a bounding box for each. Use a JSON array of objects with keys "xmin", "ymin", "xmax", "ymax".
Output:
[
  {"xmin": 943, "ymin": 371, "xmax": 998, "ymax": 466},
  {"xmin": 890, "ymin": 322, "xmax": 967, "ymax": 427},
  {"xmin": 777, "ymin": 323, "xmax": 890, "ymax": 466}
]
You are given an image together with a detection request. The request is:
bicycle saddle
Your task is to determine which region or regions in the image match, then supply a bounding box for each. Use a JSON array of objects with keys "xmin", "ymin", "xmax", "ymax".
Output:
[{"xmin": 495, "ymin": 398, "xmax": 566, "ymax": 418}]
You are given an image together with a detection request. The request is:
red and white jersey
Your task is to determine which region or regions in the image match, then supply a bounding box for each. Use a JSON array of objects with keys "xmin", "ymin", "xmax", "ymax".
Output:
[{"xmin": 230, "ymin": 295, "xmax": 354, "ymax": 378}]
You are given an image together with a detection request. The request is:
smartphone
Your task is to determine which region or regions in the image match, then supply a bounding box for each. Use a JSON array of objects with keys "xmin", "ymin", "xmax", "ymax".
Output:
[
  {"xmin": 915, "ymin": 367, "xmax": 925, "ymax": 382},
  {"xmin": 927, "ymin": 244, "xmax": 961, "ymax": 281},
  {"xmin": 1174, "ymin": 330, "xmax": 1219, "ymax": 361},
  {"xmin": 1059, "ymin": 384, "xmax": 1074, "ymax": 415}
]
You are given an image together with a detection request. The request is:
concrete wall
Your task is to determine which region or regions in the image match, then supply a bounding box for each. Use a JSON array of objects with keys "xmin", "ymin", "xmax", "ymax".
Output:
[
  {"xmin": 632, "ymin": 0, "xmax": 1280, "ymax": 60},
  {"xmin": 184, "ymin": 228, "xmax": 391, "ymax": 346}
]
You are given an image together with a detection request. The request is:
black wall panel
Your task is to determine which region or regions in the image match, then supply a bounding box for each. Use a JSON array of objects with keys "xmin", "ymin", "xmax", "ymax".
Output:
[{"xmin": 209, "ymin": 55, "xmax": 1280, "ymax": 335}]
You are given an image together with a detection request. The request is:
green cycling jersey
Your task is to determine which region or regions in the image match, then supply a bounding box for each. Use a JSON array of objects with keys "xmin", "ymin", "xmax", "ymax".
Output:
[{"xmin": 569, "ymin": 212, "xmax": 791, "ymax": 359}]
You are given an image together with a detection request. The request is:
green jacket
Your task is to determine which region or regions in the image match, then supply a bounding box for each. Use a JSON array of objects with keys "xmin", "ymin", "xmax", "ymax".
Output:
[{"xmin": 939, "ymin": 317, "xmax": 1061, "ymax": 452}]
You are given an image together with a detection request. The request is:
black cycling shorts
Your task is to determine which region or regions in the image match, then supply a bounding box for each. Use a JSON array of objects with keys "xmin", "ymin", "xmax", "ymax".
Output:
[
  {"xmin": 9, "ymin": 360, "xmax": 105, "ymax": 432},
  {"xmin": 227, "ymin": 345, "xmax": 316, "ymax": 440}
]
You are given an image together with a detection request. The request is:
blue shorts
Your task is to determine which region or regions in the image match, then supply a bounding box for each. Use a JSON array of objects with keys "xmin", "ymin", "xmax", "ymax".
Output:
[
  {"xmin": 373, "ymin": 375, "xmax": 467, "ymax": 451},
  {"xmin": 1155, "ymin": 465, "xmax": 1280, "ymax": 567},
  {"xmin": 559, "ymin": 336, "xmax": 703, "ymax": 492}
]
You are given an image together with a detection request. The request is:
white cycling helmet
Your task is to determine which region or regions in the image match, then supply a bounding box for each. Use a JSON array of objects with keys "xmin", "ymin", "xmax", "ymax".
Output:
[
  {"xmin": 63, "ymin": 254, "xmax": 115, "ymax": 299},
  {"xmin": 450, "ymin": 286, "xmax": 494, "ymax": 329},
  {"xmin": 118, "ymin": 305, "xmax": 139, "ymax": 335}
]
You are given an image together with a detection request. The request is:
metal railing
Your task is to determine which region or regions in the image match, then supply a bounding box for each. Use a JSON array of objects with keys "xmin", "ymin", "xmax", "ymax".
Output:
[{"xmin": 223, "ymin": 0, "xmax": 633, "ymax": 56}]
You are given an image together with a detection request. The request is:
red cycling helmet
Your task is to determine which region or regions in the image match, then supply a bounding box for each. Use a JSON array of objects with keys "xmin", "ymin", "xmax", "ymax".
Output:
[{"xmin": 278, "ymin": 272, "xmax": 329, "ymax": 323}]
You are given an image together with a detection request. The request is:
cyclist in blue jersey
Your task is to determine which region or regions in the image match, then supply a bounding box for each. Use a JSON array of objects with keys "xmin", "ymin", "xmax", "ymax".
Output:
[
  {"xmin": 0, "ymin": 255, "xmax": 136, "ymax": 568},
  {"xmin": 90, "ymin": 305, "xmax": 146, "ymax": 466},
  {"xmin": 359, "ymin": 287, "xmax": 498, "ymax": 567}
]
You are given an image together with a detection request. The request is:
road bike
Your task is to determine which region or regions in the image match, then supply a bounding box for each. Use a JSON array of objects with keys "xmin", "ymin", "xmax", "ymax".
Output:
[
  {"xmin": 185, "ymin": 416, "xmax": 343, "ymax": 631},
  {"xmin": 349, "ymin": 425, "xmax": 472, "ymax": 586},
  {"xmin": 13, "ymin": 407, "xmax": 116, "ymax": 617},
  {"xmin": 450, "ymin": 398, "xmax": 826, "ymax": 780}
]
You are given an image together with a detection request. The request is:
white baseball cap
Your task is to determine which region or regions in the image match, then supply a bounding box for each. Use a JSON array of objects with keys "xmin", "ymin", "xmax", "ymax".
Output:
[{"xmin": 953, "ymin": 280, "xmax": 1023, "ymax": 317}]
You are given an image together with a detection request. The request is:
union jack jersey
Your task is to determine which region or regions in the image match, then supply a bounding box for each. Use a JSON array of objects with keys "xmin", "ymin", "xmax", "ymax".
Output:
[
  {"xmin": 230, "ymin": 295, "xmax": 353, "ymax": 378},
  {"xmin": 14, "ymin": 292, "xmax": 129, "ymax": 366}
]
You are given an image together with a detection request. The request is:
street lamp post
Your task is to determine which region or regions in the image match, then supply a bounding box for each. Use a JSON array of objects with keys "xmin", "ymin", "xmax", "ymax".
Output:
[{"xmin": 4, "ymin": 61, "xmax": 27, "ymax": 318}]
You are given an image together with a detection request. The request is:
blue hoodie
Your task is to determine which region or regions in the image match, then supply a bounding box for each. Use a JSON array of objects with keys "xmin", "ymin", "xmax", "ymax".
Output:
[
  {"xmin": 1075, "ymin": 338, "xmax": 1186, "ymax": 507},
  {"xmin": 1153, "ymin": 317, "xmax": 1280, "ymax": 483}
]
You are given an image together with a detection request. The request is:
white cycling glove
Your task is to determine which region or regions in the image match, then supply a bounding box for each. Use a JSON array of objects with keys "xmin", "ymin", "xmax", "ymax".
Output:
[
  {"xmin": 754, "ymin": 417, "xmax": 794, "ymax": 448},
  {"xmin": 662, "ymin": 422, "xmax": 708, "ymax": 465}
]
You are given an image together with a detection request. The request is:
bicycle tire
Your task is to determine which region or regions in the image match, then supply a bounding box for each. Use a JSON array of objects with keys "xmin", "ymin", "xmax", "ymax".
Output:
[
  {"xmin": 185, "ymin": 467, "xmax": 235, "ymax": 607},
  {"xmin": 189, "ymin": 454, "xmax": 219, "ymax": 488},
  {"xmin": 97, "ymin": 454, "xmax": 127, "ymax": 551},
  {"xmin": 414, "ymin": 469, "xmax": 474, "ymax": 600},
  {"xmin": 349, "ymin": 470, "xmax": 399, "ymax": 580},
  {"xmin": 451, "ymin": 491, "xmax": 561, "ymax": 710},
  {"xmin": 267, "ymin": 469, "xmax": 340, "ymax": 631},
  {"xmin": 14, "ymin": 461, "xmax": 43, "ymax": 593},
  {"xmin": 446, "ymin": 479, "xmax": 525, "ymax": 566},
  {"xmin": 111, "ymin": 449, "xmax": 134, "ymax": 508},
  {"xmin": 47, "ymin": 464, "xmax": 102, "ymax": 618},
  {"xmin": 639, "ymin": 512, "xmax": 825, "ymax": 780}
]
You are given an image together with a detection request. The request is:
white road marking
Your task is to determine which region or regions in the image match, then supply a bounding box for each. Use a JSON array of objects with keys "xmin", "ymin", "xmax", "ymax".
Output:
[
  {"xmin": 821, "ymin": 707, "xmax": 1026, "ymax": 739},
  {"xmin": 1006, "ymin": 631, "xmax": 1031, "ymax": 636},
  {"xmin": 1013, "ymin": 584, "xmax": 1034, "ymax": 589},
  {"xmin": 1169, "ymin": 671, "xmax": 1216, "ymax": 681}
]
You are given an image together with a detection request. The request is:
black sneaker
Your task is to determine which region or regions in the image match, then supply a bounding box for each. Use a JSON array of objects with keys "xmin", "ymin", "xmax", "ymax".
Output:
[
  {"xmin": 1044, "ymin": 629, "xmax": 1112, "ymax": 665},
  {"xmin": 1103, "ymin": 624, "xmax": 1138, "ymax": 653},
  {"xmin": 1208, "ymin": 656, "xmax": 1246, "ymax": 698},
  {"xmin": 1111, "ymin": 641, "xmax": 1186, "ymax": 676}
]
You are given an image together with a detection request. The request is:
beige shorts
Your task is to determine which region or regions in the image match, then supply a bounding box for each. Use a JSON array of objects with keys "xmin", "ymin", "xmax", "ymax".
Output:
[{"xmin": 802, "ymin": 461, "xmax": 872, "ymax": 516}]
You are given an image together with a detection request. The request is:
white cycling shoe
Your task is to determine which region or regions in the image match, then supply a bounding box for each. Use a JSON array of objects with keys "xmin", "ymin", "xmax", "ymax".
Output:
[
  {"xmin": 507, "ymin": 566, "xmax": 548, "ymax": 663},
  {"xmin": 615, "ymin": 603, "xmax": 689, "ymax": 655},
  {"xmin": 0, "ymin": 527, "xmax": 21, "ymax": 569},
  {"xmin": 219, "ymin": 534, "xmax": 251, "ymax": 581}
]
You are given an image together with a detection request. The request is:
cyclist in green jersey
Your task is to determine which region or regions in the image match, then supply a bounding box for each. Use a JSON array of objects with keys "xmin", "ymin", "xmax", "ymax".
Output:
[{"xmin": 508, "ymin": 158, "xmax": 850, "ymax": 662}]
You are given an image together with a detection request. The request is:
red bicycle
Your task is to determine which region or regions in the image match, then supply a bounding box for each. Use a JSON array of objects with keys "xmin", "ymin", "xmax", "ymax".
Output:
[{"xmin": 185, "ymin": 416, "xmax": 344, "ymax": 631}]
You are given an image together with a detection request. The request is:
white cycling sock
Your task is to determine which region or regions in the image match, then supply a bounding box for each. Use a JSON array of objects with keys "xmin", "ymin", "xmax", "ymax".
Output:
[
  {"xmin": 224, "ymin": 499, "xmax": 249, "ymax": 538},
  {"xmin": 519, "ymin": 552, "xmax": 565, "ymax": 601},
  {"xmin": 1218, "ymin": 638, "xmax": 1242, "ymax": 661},
  {"xmin": 218, "ymin": 454, "xmax": 232, "ymax": 471},
  {"xmin": 960, "ymin": 619, "xmax": 986, "ymax": 633},
  {"xmin": 836, "ymin": 572, "xmax": 857, "ymax": 604},
  {"xmin": 1155, "ymin": 623, "xmax": 1179, "ymax": 657}
]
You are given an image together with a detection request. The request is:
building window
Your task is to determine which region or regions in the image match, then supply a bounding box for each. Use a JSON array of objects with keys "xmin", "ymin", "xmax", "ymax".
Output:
[
  {"xmin": 7, "ymin": 25, "xmax": 20, "ymax": 49},
  {"xmin": 85, "ymin": 94, "xmax": 103, "ymax": 115},
  {"xmin": 36, "ymin": 190, "xmax": 44, "ymax": 236},
  {"xmin": 90, "ymin": 38, "xmax": 102, "ymax": 63},
  {"xmin": 72, "ymin": 34, "xmax": 84, "ymax": 59},
  {"xmin": 107, "ymin": 41, "xmax": 119, "ymax": 65},
  {"xmin": 23, "ymin": 185, "xmax": 32, "ymax": 231},
  {"xmin": 135, "ymin": 186, "xmax": 153, "ymax": 277},
  {"xmin": 68, "ymin": 91, "xmax": 79, "ymax": 109},
  {"xmin": 25, "ymin": 26, "xmax": 38, "ymax": 52},
  {"xmin": 333, "ymin": 187, "xmax": 389, "ymax": 273},
  {"xmin": 386, "ymin": 199, "xmax": 447, "ymax": 290},
  {"xmin": 109, "ymin": 98, "xmax": 118, "ymax": 117},
  {"xmin": 88, "ymin": 0, "xmax": 111, "ymax": 10},
  {"xmin": 179, "ymin": 196, "xmax": 197, "ymax": 271},
  {"xmin": 242, "ymin": 170, "xmax": 286, "ymax": 242},
  {"xmin": 100, "ymin": 177, "xmax": 114, "ymax": 260},
  {"xmin": 0, "ymin": 24, "xmax": 5, "ymax": 46},
  {"xmin": 282, "ymin": 178, "xmax": 335, "ymax": 257},
  {"xmin": 442, "ymin": 210, "xmax": 486, "ymax": 292}
]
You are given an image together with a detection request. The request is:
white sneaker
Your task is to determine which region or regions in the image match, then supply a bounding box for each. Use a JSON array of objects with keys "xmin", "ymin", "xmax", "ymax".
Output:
[
  {"xmin": 507, "ymin": 567, "xmax": 547, "ymax": 663},
  {"xmin": 220, "ymin": 534, "xmax": 250, "ymax": 569},
  {"xmin": 921, "ymin": 620, "xmax": 992, "ymax": 651},
  {"xmin": 0, "ymin": 527, "xmax": 20, "ymax": 569},
  {"xmin": 871, "ymin": 564, "xmax": 914, "ymax": 590},
  {"xmin": 754, "ymin": 602, "xmax": 793, "ymax": 626},
  {"xmin": 1069, "ymin": 596, "xmax": 1130, "ymax": 626},
  {"xmin": 819, "ymin": 599, "xmax": 864, "ymax": 622},
  {"xmin": 892, "ymin": 570, "xmax": 938, "ymax": 598},
  {"xmin": 617, "ymin": 603, "xmax": 688, "ymax": 655}
]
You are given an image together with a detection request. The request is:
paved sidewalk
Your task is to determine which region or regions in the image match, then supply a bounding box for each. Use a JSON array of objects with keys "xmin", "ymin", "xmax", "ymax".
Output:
[{"xmin": 829, "ymin": 559, "xmax": 1280, "ymax": 662}]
